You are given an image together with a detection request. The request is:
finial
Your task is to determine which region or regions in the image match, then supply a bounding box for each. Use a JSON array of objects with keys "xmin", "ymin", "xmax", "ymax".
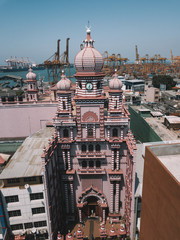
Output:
[{"xmin": 86, "ymin": 21, "xmax": 91, "ymax": 34}]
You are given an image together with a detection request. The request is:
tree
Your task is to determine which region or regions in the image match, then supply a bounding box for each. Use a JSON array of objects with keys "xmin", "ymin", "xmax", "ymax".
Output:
[{"xmin": 152, "ymin": 75, "xmax": 176, "ymax": 90}]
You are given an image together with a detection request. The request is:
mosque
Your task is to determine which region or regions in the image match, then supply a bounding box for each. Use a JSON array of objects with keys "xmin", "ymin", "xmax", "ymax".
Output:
[{"xmin": 42, "ymin": 28, "xmax": 136, "ymax": 239}]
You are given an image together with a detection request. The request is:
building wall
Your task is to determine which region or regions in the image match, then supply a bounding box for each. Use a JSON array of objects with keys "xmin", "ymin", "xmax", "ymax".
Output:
[
  {"xmin": 1, "ymin": 183, "xmax": 48, "ymax": 236},
  {"xmin": 140, "ymin": 146, "xmax": 180, "ymax": 240},
  {"xmin": 144, "ymin": 86, "xmax": 160, "ymax": 103},
  {"xmin": 0, "ymin": 104, "xmax": 57, "ymax": 139},
  {"xmin": 128, "ymin": 106, "xmax": 162, "ymax": 143}
]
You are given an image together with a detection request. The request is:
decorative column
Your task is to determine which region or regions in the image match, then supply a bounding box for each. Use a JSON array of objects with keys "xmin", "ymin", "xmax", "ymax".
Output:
[
  {"xmin": 64, "ymin": 183, "xmax": 69, "ymax": 213},
  {"xmin": 62, "ymin": 151, "xmax": 66, "ymax": 170},
  {"xmin": 70, "ymin": 127, "xmax": 73, "ymax": 140},
  {"xmin": 103, "ymin": 209, "xmax": 106, "ymax": 222},
  {"xmin": 110, "ymin": 182, "xmax": 114, "ymax": 213},
  {"xmin": 116, "ymin": 149, "xmax": 119, "ymax": 170},
  {"xmin": 57, "ymin": 127, "xmax": 60, "ymax": 141},
  {"xmin": 67, "ymin": 150, "xmax": 71, "ymax": 170},
  {"xmin": 93, "ymin": 125, "xmax": 96, "ymax": 138},
  {"xmin": 115, "ymin": 182, "xmax": 120, "ymax": 213},
  {"xmin": 111, "ymin": 150, "xmax": 114, "ymax": 171},
  {"xmin": 86, "ymin": 125, "xmax": 88, "ymax": 137},
  {"xmin": 107, "ymin": 127, "xmax": 110, "ymax": 140},
  {"xmin": 79, "ymin": 209, "xmax": 82, "ymax": 222},
  {"xmin": 121, "ymin": 127, "xmax": 124, "ymax": 139},
  {"xmin": 70, "ymin": 183, "xmax": 74, "ymax": 213}
]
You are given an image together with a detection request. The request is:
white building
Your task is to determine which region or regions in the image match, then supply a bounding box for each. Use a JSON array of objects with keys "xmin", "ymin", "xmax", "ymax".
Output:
[{"xmin": 0, "ymin": 127, "xmax": 54, "ymax": 239}]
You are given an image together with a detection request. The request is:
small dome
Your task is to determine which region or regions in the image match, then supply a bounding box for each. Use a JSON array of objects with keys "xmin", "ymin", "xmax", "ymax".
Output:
[
  {"xmin": 109, "ymin": 70, "xmax": 123, "ymax": 89},
  {"xmin": 26, "ymin": 68, "xmax": 36, "ymax": 80},
  {"xmin": 57, "ymin": 71, "xmax": 71, "ymax": 90},
  {"xmin": 74, "ymin": 28, "xmax": 103, "ymax": 72}
]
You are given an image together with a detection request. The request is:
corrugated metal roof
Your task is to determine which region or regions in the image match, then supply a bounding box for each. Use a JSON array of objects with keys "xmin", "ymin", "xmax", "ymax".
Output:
[{"xmin": 0, "ymin": 127, "xmax": 54, "ymax": 179}]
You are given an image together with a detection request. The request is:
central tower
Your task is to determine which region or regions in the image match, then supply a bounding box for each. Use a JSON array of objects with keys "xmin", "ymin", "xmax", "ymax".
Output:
[{"xmin": 74, "ymin": 27, "xmax": 106, "ymax": 140}]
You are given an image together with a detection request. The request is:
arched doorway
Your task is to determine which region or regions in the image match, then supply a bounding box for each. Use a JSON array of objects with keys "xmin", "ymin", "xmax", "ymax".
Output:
[
  {"xmin": 84, "ymin": 196, "xmax": 100, "ymax": 217},
  {"xmin": 77, "ymin": 186, "xmax": 108, "ymax": 222}
]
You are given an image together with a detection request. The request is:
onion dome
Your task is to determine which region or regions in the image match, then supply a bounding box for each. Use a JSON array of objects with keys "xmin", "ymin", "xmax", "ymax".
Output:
[
  {"xmin": 26, "ymin": 67, "xmax": 37, "ymax": 80},
  {"xmin": 57, "ymin": 71, "xmax": 71, "ymax": 90},
  {"xmin": 109, "ymin": 69, "xmax": 123, "ymax": 89},
  {"xmin": 74, "ymin": 27, "xmax": 103, "ymax": 72}
]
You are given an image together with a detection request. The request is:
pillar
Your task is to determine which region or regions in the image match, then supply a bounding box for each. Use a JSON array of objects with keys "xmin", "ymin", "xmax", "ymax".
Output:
[
  {"xmin": 111, "ymin": 150, "xmax": 114, "ymax": 171},
  {"xmin": 62, "ymin": 151, "xmax": 66, "ymax": 170},
  {"xmin": 110, "ymin": 182, "xmax": 113, "ymax": 213},
  {"xmin": 115, "ymin": 182, "xmax": 120, "ymax": 213},
  {"xmin": 79, "ymin": 209, "xmax": 82, "ymax": 222},
  {"xmin": 107, "ymin": 127, "xmax": 110, "ymax": 140},
  {"xmin": 93, "ymin": 125, "xmax": 96, "ymax": 138},
  {"xmin": 121, "ymin": 127, "xmax": 124, "ymax": 139},
  {"xmin": 57, "ymin": 127, "xmax": 60, "ymax": 141},
  {"xmin": 116, "ymin": 149, "xmax": 119, "ymax": 170},
  {"xmin": 70, "ymin": 183, "xmax": 74, "ymax": 213},
  {"xmin": 103, "ymin": 209, "xmax": 105, "ymax": 222},
  {"xmin": 64, "ymin": 183, "xmax": 69, "ymax": 213},
  {"xmin": 70, "ymin": 127, "xmax": 73, "ymax": 140},
  {"xmin": 67, "ymin": 150, "xmax": 71, "ymax": 170}
]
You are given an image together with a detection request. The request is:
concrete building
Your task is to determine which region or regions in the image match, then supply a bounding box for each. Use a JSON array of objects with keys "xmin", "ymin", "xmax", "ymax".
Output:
[
  {"xmin": 144, "ymin": 85, "xmax": 160, "ymax": 103},
  {"xmin": 42, "ymin": 28, "xmax": 136, "ymax": 239},
  {"xmin": 140, "ymin": 142, "xmax": 180, "ymax": 240},
  {"xmin": 0, "ymin": 127, "xmax": 54, "ymax": 239}
]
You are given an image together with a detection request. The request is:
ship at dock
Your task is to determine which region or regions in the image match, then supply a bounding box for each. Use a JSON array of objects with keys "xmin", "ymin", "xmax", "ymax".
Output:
[{"xmin": 0, "ymin": 57, "xmax": 45, "ymax": 72}]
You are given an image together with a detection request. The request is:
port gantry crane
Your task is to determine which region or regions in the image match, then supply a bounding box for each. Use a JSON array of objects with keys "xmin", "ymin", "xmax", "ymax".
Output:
[{"xmin": 44, "ymin": 38, "xmax": 70, "ymax": 84}]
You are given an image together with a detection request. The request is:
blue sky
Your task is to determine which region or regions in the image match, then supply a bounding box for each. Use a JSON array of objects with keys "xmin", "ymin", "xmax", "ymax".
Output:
[{"xmin": 0, "ymin": 0, "xmax": 179, "ymax": 64}]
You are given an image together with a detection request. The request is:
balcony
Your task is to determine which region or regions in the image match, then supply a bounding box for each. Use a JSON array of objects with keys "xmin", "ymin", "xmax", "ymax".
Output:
[
  {"xmin": 77, "ymin": 168, "xmax": 106, "ymax": 175},
  {"xmin": 77, "ymin": 151, "xmax": 106, "ymax": 159}
]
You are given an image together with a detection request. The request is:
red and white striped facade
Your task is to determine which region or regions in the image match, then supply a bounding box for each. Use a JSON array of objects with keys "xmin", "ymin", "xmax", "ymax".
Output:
[{"xmin": 42, "ymin": 29, "xmax": 136, "ymax": 240}]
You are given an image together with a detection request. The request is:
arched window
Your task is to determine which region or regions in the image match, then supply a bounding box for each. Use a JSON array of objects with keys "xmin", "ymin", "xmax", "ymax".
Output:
[
  {"xmin": 96, "ymin": 161, "xmax": 101, "ymax": 168},
  {"xmin": 82, "ymin": 161, "xmax": 87, "ymax": 168},
  {"xmin": 89, "ymin": 161, "xmax": 94, "ymax": 168},
  {"xmin": 82, "ymin": 144, "xmax": 87, "ymax": 152},
  {"xmin": 112, "ymin": 128, "xmax": 118, "ymax": 137},
  {"xmin": 87, "ymin": 128, "xmax": 93, "ymax": 138},
  {"xmin": 88, "ymin": 144, "xmax": 94, "ymax": 152},
  {"xmin": 63, "ymin": 129, "xmax": 69, "ymax": 138},
  {"xmin": 96, "ymin": 144, "xmax": 101, "ymax": 152}
]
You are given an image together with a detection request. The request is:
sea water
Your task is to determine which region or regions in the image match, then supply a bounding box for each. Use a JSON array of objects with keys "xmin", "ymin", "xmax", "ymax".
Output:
[{"xmin": 0, "ymin": 66, "xmax": 76, "ymax": 85}]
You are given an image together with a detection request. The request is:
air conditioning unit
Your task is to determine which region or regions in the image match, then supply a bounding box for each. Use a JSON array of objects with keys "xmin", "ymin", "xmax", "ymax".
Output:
[{"xmin": 24, "ymin": 184, "xmax": 30, "ymax": 189}]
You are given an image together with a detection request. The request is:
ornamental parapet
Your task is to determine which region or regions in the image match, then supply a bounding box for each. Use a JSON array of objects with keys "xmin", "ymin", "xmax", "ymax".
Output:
[{"xmin": 77, "ymin": 168, "xmax": 106, "ymax": 175}]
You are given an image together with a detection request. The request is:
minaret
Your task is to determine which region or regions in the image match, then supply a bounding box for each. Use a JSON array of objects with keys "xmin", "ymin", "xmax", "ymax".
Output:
[{"xmin": 26, "ymin": 68, "xmax": 38, "ymax": 101}]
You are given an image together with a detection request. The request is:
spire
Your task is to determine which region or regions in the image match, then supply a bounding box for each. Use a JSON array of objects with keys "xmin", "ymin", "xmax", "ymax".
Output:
[{"xmin": 84, "ymin": 22, "xmax": 94, "ymax": 47}]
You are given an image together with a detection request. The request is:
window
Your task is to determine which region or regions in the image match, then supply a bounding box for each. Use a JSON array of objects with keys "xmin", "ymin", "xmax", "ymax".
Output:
[
  {"xmin": 87, "ymin": 128, "xmax": 93, "ymax": 138},
  {"xmin": 79, "ymin": 82, "xmax": 82, "ymax": 89},
  {"xmin": 63, "ymin": 101, "xmax": 66, "ymax": 110},
  {"xmin": 24, "ymin": 222, "xmax": 33, "ymax": 229},
  {"xmin": 7, "ymin": 178, "xmax": 20, "ymax": 184},
  {"xmin": 96, "ymin": 144, "xmax": 101, "ymax": 152},
  {"xmin": 8, "ymin": 210, "xmax": 21, "ymax": 217},
  {"xmin": 96, "ymin": 161, "xmax": 101, "ymax": 168},
  {"xmin": 88, "ymin": 144, "xmax": 93, "ymax": 152},
  {"xmin": 63, "ymin": 129, "xmax": 69, "ymax": 138},
  {"xmin": 97, "ymin": 81, "xmax": 101, "ymax": 89},
  {"xmin": 112, "ymin": 128, "xmax": 118, "ymax": 137},
  {"xmin": 11, "ymin": 224, "xmax": 23, "ymax": 231},
  {"xmin": 89, "ymin": 161, "xmax": 94, "ymax": 168},
  {"xmin": 34, "ymin": 221, "xmax": 47, "ymax": 228},
  {"xmin": 32, "ymin": 207, "xmax": 45, "ymax": 215},
  {"xmin": 82, "ymin": 161, "xmax": 87, "ymax": 168},
  {"xmin": 81, "ymin": 144, "xmax": 87, "ymax": 152},
  {"xmin": 5, "ymin": 195, "xmax": 19, "ymax": 203},
  {"xmin": 24, "ymin": 177, "xmax": 36, "ymax": 182},
  {"xmin": 30, "ymin": 192, "xmax": 43, "ymax": 201}
]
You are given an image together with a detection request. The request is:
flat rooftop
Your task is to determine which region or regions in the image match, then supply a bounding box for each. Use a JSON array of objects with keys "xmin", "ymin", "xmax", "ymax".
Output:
[
  {"xmin": 149, "ymin": 143, "xmax": 180, "ymax": 183},
  {"xmin": 0, "ymin": 127, "xmax": 54, "ymax": 179}
]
